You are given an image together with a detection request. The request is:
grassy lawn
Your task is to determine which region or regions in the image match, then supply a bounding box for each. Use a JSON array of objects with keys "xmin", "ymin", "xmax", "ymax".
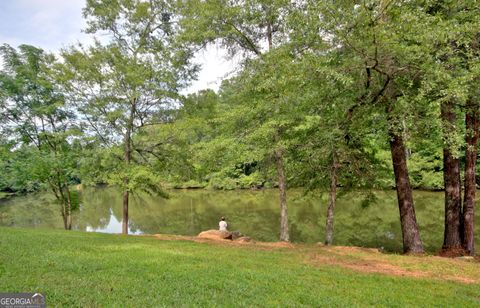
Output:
[{"xmin": 0, "ymin": 227, "xmax": 479, "ymax": 307}]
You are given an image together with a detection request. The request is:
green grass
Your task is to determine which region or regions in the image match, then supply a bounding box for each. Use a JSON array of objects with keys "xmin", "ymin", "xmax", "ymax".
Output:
[{"xmin": 0, "ymin": 227, "xmax": 479, "ymax": 307}]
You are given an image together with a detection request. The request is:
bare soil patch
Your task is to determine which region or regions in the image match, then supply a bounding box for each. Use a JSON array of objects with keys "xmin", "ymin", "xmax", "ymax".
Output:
[
  {"xmin": 312, "ymin": 254, "xmax": 429, "ymax": 278},
  {"xmin": 310, "ymin": 247, "xmax": 478, "ymax": 284},
  {"xmin": 145, "ymin": 233, "xmax": 295, "ymax": 250}
]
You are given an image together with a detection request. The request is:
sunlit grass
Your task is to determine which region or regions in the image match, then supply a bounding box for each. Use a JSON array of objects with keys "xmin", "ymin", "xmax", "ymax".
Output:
[{"xmin": 0, "ymin": 227, "xmax": 479, "ymax": 307}]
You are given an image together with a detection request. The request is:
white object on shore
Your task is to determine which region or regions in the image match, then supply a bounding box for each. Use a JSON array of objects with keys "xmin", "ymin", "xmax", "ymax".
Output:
[{"xmin": 219, "ymin": 220, "xmax": 228, "ymax": 231}]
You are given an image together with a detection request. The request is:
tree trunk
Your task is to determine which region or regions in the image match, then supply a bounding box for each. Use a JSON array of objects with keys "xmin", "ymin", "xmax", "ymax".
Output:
[
  {"xmin": 52, "ymin": 185, "xmax": 69, "ymax": 231},
  {"xmin": 375, "ymin": 0, "xmax": 423, "ymax": 254},
  {"xmin": 463, "ymin": 109, "xmax": 479, "ymax": 255},
  {"xmin": 65, "ymin": 184, "xmax": 73, "ymax": 230},
  {"xmin": 325, "ymin": 151, "xmax": 338, "ymax": 245},
  {"xmin": 266, "ymin": 21, "xmax": 273, "ymax": 50},
  {"xmin": 61, "ymin": 203, "xmax": 68, "ymax": 230},
  {"xmin": 65, "ymin": 202, "xmax": 72, "ymax": 230},
  {"xmin": 122, "ymin": 99, "xmax": 135, "ymax": 235},
  {"xmin": 383, "ymin": 79, "xmax": 424, "ymax": 254},
  {"xmin": 60, "ymin": 200, "xmax": 71, "ymax": 230},
  {"xmin": 66, "ymin": 214, "xmax": 72, "ymax": 230},
  {"xmin": 56, "ymin": 182, "xmax": 72, "ymax": 231},
  {"xmin": 275, "ymin": 147, "xmax": 289, "ymax": 242},
  {"xmin": 122, "ymin": 138, "xmax": 131, "ymax": 235},
  {"xmin": 441, "ymin": 102, "xmax": 463, "ymax": 251},
  {"xmin": 122, "ymin": 189, "xmax": 129, "ymax": 235},
  {"xmin": 388, "ymin": 123, "xmax": 424, "ymax": 254}
]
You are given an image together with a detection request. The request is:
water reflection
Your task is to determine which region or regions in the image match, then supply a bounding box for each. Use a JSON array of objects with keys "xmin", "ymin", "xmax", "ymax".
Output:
[
  {"xmin": 0, "ymin": 187, "xmax": 478, "ymax": 253},
  {"xmin": 84, "ymin": 209, "xmax": 142, "ymax": 235}
]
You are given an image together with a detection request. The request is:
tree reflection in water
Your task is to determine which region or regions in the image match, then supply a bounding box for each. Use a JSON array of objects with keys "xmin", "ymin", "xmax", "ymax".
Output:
[{"xmin": 1, "ymin": 187, "xmax": 479, "ymax": 253}]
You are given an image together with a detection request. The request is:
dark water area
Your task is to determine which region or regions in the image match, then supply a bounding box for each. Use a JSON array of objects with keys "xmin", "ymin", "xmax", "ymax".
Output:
[{"xmin": 1, "ymin": 187, "xmax": 479, "ymax": 253}]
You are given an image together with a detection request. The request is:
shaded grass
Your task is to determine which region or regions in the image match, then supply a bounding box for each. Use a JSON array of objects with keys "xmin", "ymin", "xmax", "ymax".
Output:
[{"xmin": 0, "ymin": 227, "xmax": 479, "ymax": 307}]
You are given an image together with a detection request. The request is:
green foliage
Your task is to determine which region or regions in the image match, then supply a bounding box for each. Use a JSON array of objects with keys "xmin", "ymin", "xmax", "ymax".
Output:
[
  {"xmin": 0, "ymin": 44, "xmax": 81, "ymax": 226},
  {"xmin": 409, "ymin": 148, "xmax": 444, "ymax": 190},
  {"xmin": 148, "ymin": 0, "xmax": 480, "ymax": 192},
  {"xmin": 58, "ymin": 0, "xmax": 197, "ymax": 200},
  {"xmin": 179, "ymin": 0, "xmax": 291, "ymax": 56}
]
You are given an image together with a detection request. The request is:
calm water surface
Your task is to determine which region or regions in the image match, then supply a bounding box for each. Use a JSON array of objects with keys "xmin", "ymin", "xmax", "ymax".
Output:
[{"xmin": 1, "ymin": 187, "xmax": 479, "ymax": 253}]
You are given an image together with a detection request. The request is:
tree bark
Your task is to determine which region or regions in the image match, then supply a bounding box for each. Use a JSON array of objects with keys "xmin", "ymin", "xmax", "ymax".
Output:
[
  {"xmin": 61, "ymin": 203, "xmax": 68, "ymax": 230},
  {"xmin": 389, "ymin": 130, "xmax": 424, "ymax": 253},
  {"xmin": 60, "ymin": 199, "xmax": 71, "ymax": 230},
  {"xmin": 441, "ymin": 102, "xmax": 463, "ymax": 250},
  {"xmin": 55, "ymin": 178, "xmax": 72, "ymax": 231},
  {"xmin": 325, "ymin": 151, "xmax": 338, "ymax": 245},
  {"xmin": 463, "ymin": 109, "xmax": 479, "ymax": 255},
  {"xmin": 64, "ymin": 182, "xmax": 73, "ymax": 230},
  {"xmin": 122, "ymin": 99, "xmax": 135, "ymax": 235},
  {"xmin": 122, "ymin": 189, "xmax": 129, "ymax": 235},
  {"xmin": 275, "ymin": 147, "xmax": 289, "ymax": 242},
  {"xmin": 266, "ymin": 21, "xmax": 273, "ymax": 50},
  {"xmin": 65, "ymin": 200, "xmax": 72, "ymax": 230},
  {"xmin": 122, "ymin": 133, "xmax": 131, "ymax": 235}
]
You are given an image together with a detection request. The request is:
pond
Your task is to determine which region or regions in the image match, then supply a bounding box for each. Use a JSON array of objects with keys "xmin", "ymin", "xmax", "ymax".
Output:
[{"xmin": 0, "ymin": 187, "xmax": 479, "ymax": 253}]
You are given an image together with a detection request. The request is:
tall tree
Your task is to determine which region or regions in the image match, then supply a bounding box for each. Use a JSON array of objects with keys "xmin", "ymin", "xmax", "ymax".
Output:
[
  {"xmin": 180, "ymin": 0, "xmax": 294, "ymax": 241},
  {"xmin": 283, "ymin": 0, "xmax": 388, "ymax": 246},
  {"xmin": 0, "ymin": 44, "xmax": 80, "ymax": 229},
  {"xmin": 463, "ymin": 99, "xmax": 479, "ymax": 255},
  {"xmin": 308, "ymin": 0, "xmax": 434, "ymax": 253},
  {"xmin": 420, "ymin": 1, "xmax": 480, "ymax": 255},
  {"xmin": 59, "ymin": 0, "xmax": 195, "ymax": 234},
  {"xmin": 286, "ymin": 51, "xmax": 382, "ymax": 245}
]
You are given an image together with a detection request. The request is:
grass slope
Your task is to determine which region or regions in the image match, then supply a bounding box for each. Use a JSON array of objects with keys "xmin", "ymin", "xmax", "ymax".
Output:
[{"xmin": 0, "ymin": 227, "xmax": 479, "ymax": 307}]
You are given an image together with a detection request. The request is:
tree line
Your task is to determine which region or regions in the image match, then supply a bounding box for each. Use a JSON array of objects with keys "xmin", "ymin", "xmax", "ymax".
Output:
[{"xmin": 0, "ymin": 0, "xmax": 479, "ymax": 256}]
